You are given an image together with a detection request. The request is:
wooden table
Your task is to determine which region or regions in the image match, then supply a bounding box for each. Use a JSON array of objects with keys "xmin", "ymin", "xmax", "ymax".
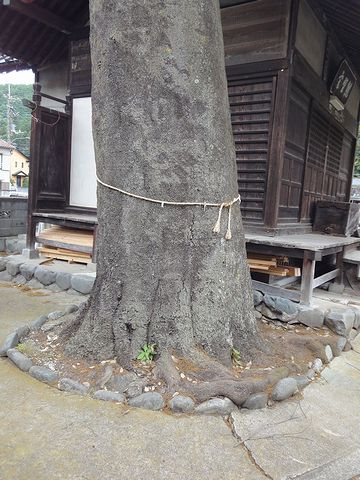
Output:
[{"xmin": 245, "ymin": 233, "xmax": 360, "ymax": 305}]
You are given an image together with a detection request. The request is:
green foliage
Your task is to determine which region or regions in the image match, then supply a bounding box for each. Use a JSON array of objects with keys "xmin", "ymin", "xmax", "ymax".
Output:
[
  {"xmin": 0, "ymin": 84, "xmax": 32, "ymax": 156},
  {"xmin": 231, "ymin": 347, "xmax": 242, "ymax": 366},
  {"xmin": 22, "ymin": 177, "xmax": 29, "ymax": 188},
  {"xmin": 137, "ymin": 343, "xmax": 156, "ymax": 362},
  {"xmin": 16, "ymin": 343, "xmax": 26, "ymax": 353}
]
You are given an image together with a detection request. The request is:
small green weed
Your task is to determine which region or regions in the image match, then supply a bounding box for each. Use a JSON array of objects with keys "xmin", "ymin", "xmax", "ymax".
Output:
[
  {"xmin": 137, "ymin": 344, "xmax": 156, "ymax": 362},
  {"xmin": 16, "ymin": 343, "xmax": 26, "ymax": 353},
  {"xmin": 231, "ymin": 347, "xmax": 242, "ymax": 366}
]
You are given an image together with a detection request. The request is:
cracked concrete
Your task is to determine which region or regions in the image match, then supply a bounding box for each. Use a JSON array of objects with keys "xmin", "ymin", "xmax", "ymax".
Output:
[
  {"xmin": 0, "ymin": 282, "xmax": 264, "ymax": 480},
  {"xmin": 1, "ymin": 282, "xmax": 360, "ymax": 480},
  {"xmin": 231, "ymin": 335, "xmax": 360, "ymax": 480}
]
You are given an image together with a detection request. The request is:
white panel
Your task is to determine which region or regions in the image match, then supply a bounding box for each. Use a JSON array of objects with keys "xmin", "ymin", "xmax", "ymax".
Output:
[{"xmin": 70, "ymin": 97, "xmax": 97, "ymax": 208}]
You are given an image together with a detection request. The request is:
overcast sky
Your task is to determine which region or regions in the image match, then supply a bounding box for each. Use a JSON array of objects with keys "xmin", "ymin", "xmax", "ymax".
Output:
[{"xmin": 0, "ymin": 69, "xmax": 34, "ymax": 85}]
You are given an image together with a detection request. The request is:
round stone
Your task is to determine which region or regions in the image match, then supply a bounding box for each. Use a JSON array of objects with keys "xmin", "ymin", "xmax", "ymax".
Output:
[
  {"xmin": 169, "ymin": 395, "xmax": 195, "ymax": 413},
  {"xmin": 271, "ymin": 377, "xmax": 298, "ymax": 402}
]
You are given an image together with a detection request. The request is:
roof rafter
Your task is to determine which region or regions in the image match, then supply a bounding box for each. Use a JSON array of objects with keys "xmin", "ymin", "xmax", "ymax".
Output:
[{"xmin": 2, "ymin": 0, "xmax": 79, "ymax": 34}]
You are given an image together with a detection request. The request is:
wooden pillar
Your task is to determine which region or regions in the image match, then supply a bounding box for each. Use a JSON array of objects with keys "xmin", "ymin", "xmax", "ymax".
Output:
[
  {"xmin": 300, "ymin": 251, "xmax": 315, "ymax": 305},
  {"xmin": 25, "ymin": 83, "xmax": 41, "ymax": 252},
  {"xmin": 264, "ymin": 68, "xmax": 291, "ymax": 229},
  {"xmin": 334, "ymin": 249, "xmax": 344, "ymax": 286}
]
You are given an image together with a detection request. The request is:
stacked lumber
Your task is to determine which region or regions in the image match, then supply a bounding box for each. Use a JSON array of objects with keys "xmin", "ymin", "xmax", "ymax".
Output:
[
  {"xmin": 247, "ymin": 253, "xmax": 301, "ymax": 277},
  {"xmin": 37, "ymin": 226, "xmax": 93, "ymax": 264}
]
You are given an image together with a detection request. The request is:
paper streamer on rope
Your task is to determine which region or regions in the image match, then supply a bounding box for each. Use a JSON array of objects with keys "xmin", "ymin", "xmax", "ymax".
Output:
[{"xmin": 96, "ymin": 174, "xmax": 241, "ymax": 240}]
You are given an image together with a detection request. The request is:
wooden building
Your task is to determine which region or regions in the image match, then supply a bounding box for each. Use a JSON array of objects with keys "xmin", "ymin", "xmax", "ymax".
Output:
[
  {"xmin": 222, "ymin": 0, "xmax": 360, "ymax": 234},
  {"xmin": 0, "ymin": 0, "xmax": 360, "ymax": 303}
]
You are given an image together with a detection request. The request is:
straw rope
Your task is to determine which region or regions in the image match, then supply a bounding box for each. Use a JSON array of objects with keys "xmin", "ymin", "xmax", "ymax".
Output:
[{"xmin": 96, "ymin": 174, "xmax": 241, "ymax": 240}]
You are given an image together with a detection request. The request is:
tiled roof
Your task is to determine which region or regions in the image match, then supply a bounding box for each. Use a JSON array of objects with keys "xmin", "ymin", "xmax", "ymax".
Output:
[{"xmin": 0, "ymin": 139, "xmax": 13, "ymax": 149}]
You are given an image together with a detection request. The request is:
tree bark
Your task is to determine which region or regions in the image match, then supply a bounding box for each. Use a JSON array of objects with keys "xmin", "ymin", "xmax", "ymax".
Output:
[{"xmin": 65, "ymin": 0, "xmax": 259, "ymax": 367}]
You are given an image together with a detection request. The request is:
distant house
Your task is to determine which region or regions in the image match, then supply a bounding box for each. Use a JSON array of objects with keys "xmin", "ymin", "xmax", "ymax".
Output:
[
  {"xmin": 0, "ymin": 139, "xmax": 12, "ymax": 192},
  {"xmin": 10, "ymin": 149, "xmax": 29, "ymax": 188},
  {"xmin": 351, "ymin": 178, "xmax": 360, "ymax": 201}
]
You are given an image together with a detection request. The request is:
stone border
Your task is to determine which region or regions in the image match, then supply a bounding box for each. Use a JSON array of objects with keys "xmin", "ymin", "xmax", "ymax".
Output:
[
  {"xmin": 0, "ymin": 256, "xmax": 95, "ymax": 295},
  {"xmin": 253, "ymin": 290, "xmax": 360, "ymax": 340},
  {"xmin": 2, "ymin": 306, "xmax": 359, "ymax": 416}
]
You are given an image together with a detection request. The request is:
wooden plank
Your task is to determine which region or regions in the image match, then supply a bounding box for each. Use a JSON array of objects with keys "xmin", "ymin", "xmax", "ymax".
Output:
[
  {"xmin": 247, "ymin": 258, "xmax": 277, "ymax": 266},
  {"xmin": 313, "ymin": 268, "xmax": 340, "ymax": 289},
  {"xmin": 251, "ymin": 267, "xmax": 288, "ymax": 276},
  {"xmin": 252, "ymin": 280, "xmax": 301, "ymax": 302},
  {"xmin": 38, "ymin": 248, "xmax": 91, "ymax": 265}
]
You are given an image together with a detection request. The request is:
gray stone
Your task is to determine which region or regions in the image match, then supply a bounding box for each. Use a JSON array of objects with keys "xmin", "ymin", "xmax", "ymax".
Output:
[
  {"xmin": 47, "ymin": 311, "xmax": 64, "ymax": 321},
  {"xmin": 110, "ymin": 373, "xmax": 146, "ymax": 397},
  {"xmin": 19, "ymin": 263, "xmax": 36, "ymax": 281},
  {"xmin": 65, "ymin": 304, "xmax": 79, "ymax": 314},
  {"xmin": 16, "ymin": 324, "xmax": 30, "ymax": 341},
  {"xmin": 29, "ymin": 366, "xmax": 59, "ymax": 383},
  {"xmin": 337, "ymin": 336, "xmax": 347, "ymax": 352},
  {"xmin": 324, "ymin": 345, "xmax": 333, "ymax": 364},
  {"xmin": 271, "ymin": 377, "xmax": 298, "ymax": 401},
  {"xmin": 254, "ymin": 310, "xmax": 262, "ymax": 320},
  {"xmin": 29, "ymin": 314, "xmax": 48, "ymax": 331},
  {"xmin": 0, "ymin": 258, "xmax": 6, "ymax": 271},
  {"xmin": 353, "ymin": 310, "xmax": 360, "ymax": 330},
  {"xmin": 350, "ymin": 329, "xmax": 358, "ymax": 341},
  {"xmin": 307, "ymin": 368, "xmax": 316, "ymax": 380},
  {"xmin": 7, "ymin": 348, "xmax": 32, "ymax": 372},
  {"xmin": 6, "ymin": 259, "xmax": 23, "ymax": 277},
  {"xmin": 58, "ymin": 378, "xmax": 88, "ymax": 395},
  {"xmin": 12, "ymin": 274, "xmax": 26, "ymax": 285},
  {"xmin": 93, "ymin": 390, "xmax": 126, "ymax": 403},
  {"xmin": 325, "ymin": 309, "xmax": 355, "ymax": 337},
  {"xmin": 27, "ymin": 278, "xmax": 45, "ymax": 290},
  {"xmin": 293, "ymin": 375, "xmax": 310, "ymax": 390},
  {"xmin": 0, "ymin": 331, "xmax": 19, "ymax": 356},
  {"xmin": 0, "ymin": 271, "xmax": 12, "ymax": 282},
  {"xmin": 128, "ymin": 392, "xmax": 165, "ymax": 411},
  {"xmin": 312, "ymin": 358, "xmax": 323, "ymax": 373},
  {"xmin": 67, "ymin": 288, "xmax": 85, "ymax": 296},
  {"xmin": 343, "ymin": 341, "xmax": 352, "ymax": 352},
  {"xmin": 242, "ymin": 393, "xmax": 268, "ymax": 410},
  {"xmin": 34, "ymin": 267, "xmax": 57, "ymax": 286},
  {"xmin": 71, "ymin": 274, "xmax": 95, "ymax": 295},
  {"xmin": 263, "ymin": 295, "xmax": 298, "ymax": 322},
  {"xmin": 328, "ymin": 283, "xmax": 345, "ymax": 294},
  {"xmin": 261, "ymin": 304, "xmax": 278, "ymax": 321},
  {"xmin": 194, "ymin": 397, "xmax": 237, "ymax": 416},
  {"xmin": 169, "ymin": 395, "xmax": 195, "ymax": 413},
  {"xmin": 253, "ymin": 290, "xmax": 263, "ymax": 307},
  {"xmin": 55, "ymin": 272, "xmax": 72, "ymax": 291},
  {"xmin": 297, "ymin": 307, "xmax": 324, "ymax": 328},
  {"xmin": 46, "ymin": 283, "xmax": 62, "ymax": 293}
]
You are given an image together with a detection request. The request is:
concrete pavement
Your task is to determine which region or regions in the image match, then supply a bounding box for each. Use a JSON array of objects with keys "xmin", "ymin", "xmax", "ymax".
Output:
[
  {"xmin": 0, "ymin": 283, "xmax": 264, "ymax": 480},
  {"xmin": 1, "ymin": 282, "xmax": 360, "ymax": 480},
  {"xmin": 231, "ymin": 336, "xmax": 360, "ymax": 480}
]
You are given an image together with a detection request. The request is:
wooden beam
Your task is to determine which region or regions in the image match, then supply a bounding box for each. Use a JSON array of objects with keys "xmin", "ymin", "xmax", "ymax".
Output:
[
  {"xmin": 2, "ymin": 0, "xmax": 79, "ymax": 34},
  {"xmin": 312, "ymin": 268, "xmax": 340, "ymax": 289}
]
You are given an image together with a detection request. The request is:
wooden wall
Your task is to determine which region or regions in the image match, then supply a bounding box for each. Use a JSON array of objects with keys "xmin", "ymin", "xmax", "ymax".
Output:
[
  {"xmin": 221, "ymin": 0, "xmax": 291, "ymax": 66},
  {"xmin": 227, "ymin": 76, "xmax": 275, "ymax": 223},
  {"xmin": 70, "ymin": 37, "xmax": 91, "ymax": 97}
]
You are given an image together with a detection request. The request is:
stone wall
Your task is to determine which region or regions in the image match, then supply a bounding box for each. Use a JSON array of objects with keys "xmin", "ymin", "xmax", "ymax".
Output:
[{"xmin": 0, "ymin": 197, "xmax": 27, "ymax": 237}]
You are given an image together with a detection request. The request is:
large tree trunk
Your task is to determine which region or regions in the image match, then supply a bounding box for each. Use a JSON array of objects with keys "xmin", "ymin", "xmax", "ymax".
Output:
[{"xmin": 66, "ymin": 0, "xmax": 259, "ymax": 367}]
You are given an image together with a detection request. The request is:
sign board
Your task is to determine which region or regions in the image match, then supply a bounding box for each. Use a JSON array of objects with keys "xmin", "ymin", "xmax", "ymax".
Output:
[{"xmin": 330, "ymin": 60, "xmax": 356, "ymax": 105}]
